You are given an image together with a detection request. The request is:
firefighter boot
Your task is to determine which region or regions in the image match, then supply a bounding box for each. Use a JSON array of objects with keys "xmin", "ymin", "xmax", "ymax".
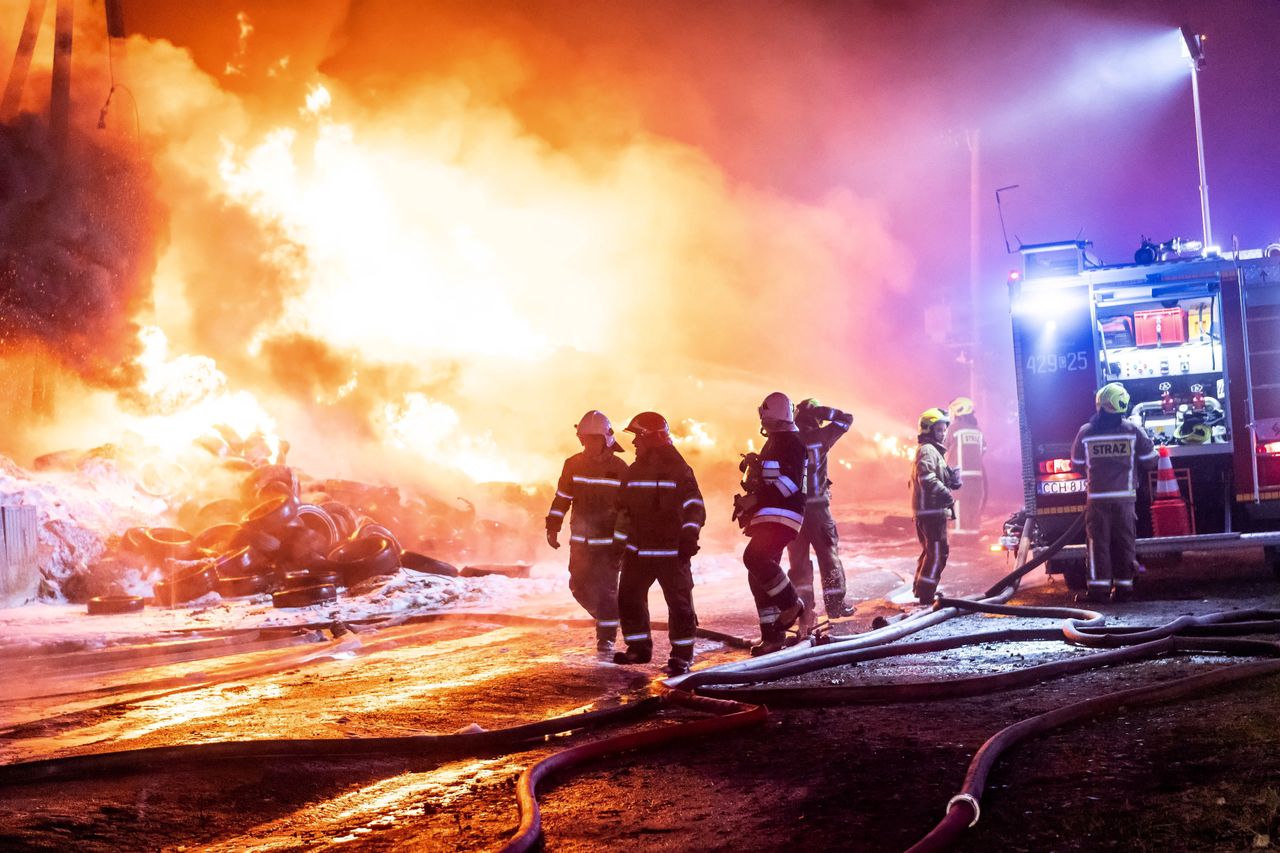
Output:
[
  {"xmin": 665, "ymin": 656, "xmax": 692, "ymax": 676},
  {"xmin": 612, "ymin": 643, "xmax": 652, "ymax": 665},
  {"xmin": 595, "ymin": 638, "xmax": 615, "ymax": 659},
  {"xmin": 750, "ymin": 628, "xmax": 786, "ymax": 657},
  {"xmin": 825, "ymin": 595, "xmax": 855, "ymax": 619}
]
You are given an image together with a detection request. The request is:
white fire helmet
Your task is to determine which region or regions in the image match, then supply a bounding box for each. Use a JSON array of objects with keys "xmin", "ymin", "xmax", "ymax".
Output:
[
  {"xmin": 576, "ymin": 410, "xmax": 617, "ymax": 447},
  {"xmin": 758, "ymin": 392, "xmax": 795, "ymax": 427}
]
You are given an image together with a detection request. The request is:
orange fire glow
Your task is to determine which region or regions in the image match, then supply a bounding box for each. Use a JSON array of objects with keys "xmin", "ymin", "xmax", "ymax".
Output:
[{"xmin": 0, "ymin": 1, "xmax": 922, "ymax": 519}]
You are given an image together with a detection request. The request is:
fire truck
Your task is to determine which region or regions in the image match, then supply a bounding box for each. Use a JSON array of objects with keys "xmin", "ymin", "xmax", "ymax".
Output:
[{"xmin": 1009, "ymin": 240, "xmax": 1280, "ymax": 586}]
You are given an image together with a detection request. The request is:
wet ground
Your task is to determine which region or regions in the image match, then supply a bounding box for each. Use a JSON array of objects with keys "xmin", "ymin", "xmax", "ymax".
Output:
[{"xmin": 2, "ymin": 517, "xmax": 1279, "ymax": 851}]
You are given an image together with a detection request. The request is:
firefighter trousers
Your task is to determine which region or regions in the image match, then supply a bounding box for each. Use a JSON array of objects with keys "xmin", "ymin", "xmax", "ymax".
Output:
[
  {"xmin": 567, "ymin": 542, "xmax": 620, "ymax": 642},
  {"xmin": 744, "ymin": 522, "xmax": 803, "ymax": 639},
  {"xmin": 617, "ymin": 553, "xmax": 698, "ymax": 662},
  {"xmin": 786, "ymin": 500, "xmax": 848, "ymax": 612},
  {"xmin": 1085, "ymin": 500, "xmax": 1137, "ymax": 601},
  {"xmin": 913, "ymin": 513, "xmax": 949, "ymax": 603}
]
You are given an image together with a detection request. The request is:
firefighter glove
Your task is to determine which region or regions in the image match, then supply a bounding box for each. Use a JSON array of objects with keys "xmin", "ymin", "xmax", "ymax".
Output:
[
  {"xmin": 731, "ymin": 493, "xmax": 759, "ymax": 529},
  {"xmin": 678, "ymin": 532, "xmax": 700, "ymax": 559},
  {"xmin": 546, "ymin": 529, "xmax": 560, "ymax": 549},
  {"xmin": 943, "ymin": 466, "xmax": 962, "ymax": 490}
]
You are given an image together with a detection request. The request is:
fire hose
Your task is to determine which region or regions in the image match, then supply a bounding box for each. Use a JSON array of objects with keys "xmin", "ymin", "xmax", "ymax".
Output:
[
  {"xmin": 0, "ymin": 696, "xmax": 664, "ymax": 786},
  {"xmin": 907, "ymin": 651, "xmax": 1280, "ymax": 853},
  {"xmin": 501, "ymin": 688, "xmax": 765, "ymax": 853}
]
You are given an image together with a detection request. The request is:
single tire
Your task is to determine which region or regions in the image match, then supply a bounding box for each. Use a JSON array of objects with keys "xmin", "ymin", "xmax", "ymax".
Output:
[
  {"xmin": 216, "ymin": 574, "xmax": 270, "ymax": 598},
  {"xmin": 86, "ymin": 595, "xmax": 145, "ymax": 616},
  {"xmin": 194, "ymin": 499, "xmax": 243, "ymax": 531},
  {"xmin": 355, "ymin": 520, "xmax": 401, "ymax": 553},
  {"xmin": 241, "ymin": 494, "xmax": 299, "ymax": 536},
  {"xmin": 272, "ymin": 584, "xmax": 338, "ymax": 609},
  {"xmin": 329, "ymin": 536, "xmax": 400, "ymax": 586},
  {"xmin": 296, "ymin": 504, "xmax": 340, "ymax": 550},
  {"xmin": 153, "ymin": 568, "xmax": 215, "ymax": 605},
  {"xmin": 400, "ymin": 551, "xmax": 459, "ymax": 577},
  {"xmin": 143, "ymin": 527, "xmax": 197, "ymax": 561},
  {"xmin": 194, "ymin": 522, "xmax": 242, "ymax": 555},
  {"xmin": 213, "ymin": 545, "xmax": 260, "ymax": 579},
  {"xmin": 281, "ymin": 568, "xmax": 341, "ymax": 589},
  {"xmin": 321, "ymin": 502, "xmax": 359, "ymax": 540},
  {"xmin": 119, "ymin": 527, "xmax": 150, "ymax": 555},
  {"xmin": 245, "ymin": 465, "xmax": 297, "ymax": 501}
]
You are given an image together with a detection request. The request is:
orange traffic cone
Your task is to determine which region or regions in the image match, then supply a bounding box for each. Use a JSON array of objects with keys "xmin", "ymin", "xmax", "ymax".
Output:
[{"xmin": 1151, "ymin": 446, "xmax": 1191, "ymax": 536}]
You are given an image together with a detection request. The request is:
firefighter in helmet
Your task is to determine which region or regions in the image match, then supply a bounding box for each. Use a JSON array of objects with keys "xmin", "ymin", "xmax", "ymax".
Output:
[
  {"xmin": 733, "ymin": 392, "xmax": 814, "ymax": 656},
  {"xmin": 1070, "ymin": 382, "xmax": 1158, "ymax": 603},
  {"xmin": 786, "ymin": 398, "xmax": 855, "ymax": 619},
  {"xmin": 611, "ymin": 412, "xmax": 705, "ymax": 675},
  {"xmin": 945, "ymin": 396, "xmax": 987, "ymax": 537},
  {"xmin": 911, "ymin": 407, "xmax": 960, "ymax": 603},
  {"xmin": 545, "ymin": 410, "xmax": 629, "ymax": 656}
]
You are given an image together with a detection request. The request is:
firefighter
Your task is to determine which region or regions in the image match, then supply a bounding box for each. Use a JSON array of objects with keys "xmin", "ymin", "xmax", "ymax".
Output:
[
  {"xmin": 945, "ymin": 396, "xmax": 987, "ymax": 537},
  {"xmin": 545, "ymin": 410, "xmax": 629, "ymax": 656},
  {"xmin": 611, "ymin": 411, "xmax": 705, "ymax": 675},
  {"xmin": 911, "ymin": 407, "xmax": 960, "ymax": 604},
  {"xmin": 1070, "ymin": 382, "xmax": 1158, "ymax": 603},
  {"xmin": 733, "ymin": 392, "xmax": 815, "ymax": 656},
  {"xmin": 786, "ymin": 398, "xmax": 855, "ymax": 619}
]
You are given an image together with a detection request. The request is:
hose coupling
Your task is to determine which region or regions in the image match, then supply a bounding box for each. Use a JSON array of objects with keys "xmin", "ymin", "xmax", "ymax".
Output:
[{"xmin": 947, "ymin": 793, "xmax": 981, "ymax": 827}]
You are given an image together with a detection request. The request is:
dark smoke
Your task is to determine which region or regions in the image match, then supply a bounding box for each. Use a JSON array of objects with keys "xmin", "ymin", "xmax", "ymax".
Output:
[{"xmin": 0, "ymin": 114, "xmax": 162, "ymax": 387}]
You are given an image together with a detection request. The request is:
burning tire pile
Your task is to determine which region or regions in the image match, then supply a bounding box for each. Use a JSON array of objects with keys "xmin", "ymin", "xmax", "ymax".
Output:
[{"xmin": 99, "ymin": 458, "xmax": 458, "ymax": 613}]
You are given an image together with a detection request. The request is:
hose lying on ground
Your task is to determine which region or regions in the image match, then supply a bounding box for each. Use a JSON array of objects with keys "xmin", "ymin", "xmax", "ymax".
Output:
[
  {"xmin": 907, "ymin": 650, "xmax": 1280, "ymax": 853},
  {"xmin": 0, "ymin": 696, "xmax": 662, "ymax": 786},
  {"xmin": 501, "ymin": 689, "xmax": 766, "ymax": 853}
]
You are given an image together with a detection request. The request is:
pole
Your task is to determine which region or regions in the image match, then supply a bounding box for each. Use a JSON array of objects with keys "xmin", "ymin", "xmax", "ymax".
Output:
[
  {"xmin": 49, "ymin": 0, "xmax": 73, "ymax": 157},
  {"xmin": 966, "ymin": 129, "xmax": 981, "ymax": 406},
  {"xmin": 0, "ymin": 0, "xmax": 49, "ymax": 121},
  {"xmin": 1189, "ymin": 62, "xmax": 1212, "ymax": 248}
]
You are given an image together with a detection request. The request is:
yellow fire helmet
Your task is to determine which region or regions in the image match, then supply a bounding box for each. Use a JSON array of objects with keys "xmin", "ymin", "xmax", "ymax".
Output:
[
  {"xmin": 1095, "ymin": 382, "xmax": 1130, "ymax": 414},
  {"xmin": 949, "ymin": 396, "xmax": 975, "ymax": 418},
  {"xmin": 1179, "ymin": 420, "xmax": 1212, "ymax": 444},
  {"xmin": 919, "ymin": 407, "xmax": 951, "ymax": 433}
]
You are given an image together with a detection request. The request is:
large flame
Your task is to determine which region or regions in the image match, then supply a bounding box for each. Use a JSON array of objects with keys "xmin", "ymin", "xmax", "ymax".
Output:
[{"xmin": 0, "ymin": 1, "xmax": 923, "ymax": 515}]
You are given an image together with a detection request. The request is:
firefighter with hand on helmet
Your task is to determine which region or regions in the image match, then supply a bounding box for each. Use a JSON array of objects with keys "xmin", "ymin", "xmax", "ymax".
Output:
[
  {"xmin": 911, "ymin": 407, "xmax": 961, "ymax": 603},
  {"xmin": 545, "ymin": 410, "xmax": 629, "ymax": 656},
  {"xmin": 787, "ymin": 398, "xmax": 856, "ymax": 619},
  {"xmin": 611, "ymin": 411, "xmax": 706, "ymax": 675},
  {"xmin": 735, "ymin": 392, "xmax": 815, "ymax": 656},
  {"xmin": 1070, "ymin": 382, "xmax": 1158, "ymax": 603},
  {"xmin": 945, "ymin": 396, "xmax": 987, "ymax": 537}
]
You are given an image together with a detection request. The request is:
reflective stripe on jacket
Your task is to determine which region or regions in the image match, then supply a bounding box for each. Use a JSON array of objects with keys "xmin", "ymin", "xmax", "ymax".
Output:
[
  {"xmin": 748, "ymin": 430, "xmax": 808, "ymax": 533},
  {"xmin": 910, "ymin": 440, "xmax": 954, "ymax": 517},
  {"xmin": 546, "ymin": 450, "xmax": 629, "ymax": 538},
  {"xmin": 613, "ymin": 444, "xmax": 705, "ymax": 553},
  {"xmin": 1069, "ymin": 418, "xmax": 1157, "ymax": 501}
]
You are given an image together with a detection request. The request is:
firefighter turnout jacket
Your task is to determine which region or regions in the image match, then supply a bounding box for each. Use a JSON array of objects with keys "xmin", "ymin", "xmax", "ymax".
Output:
[
  {"xmin": 546, "ymin": 450, "xmax": 629, "ymax": 545},
  {"xmin": 910, "ymin": 438, "xmax": 956, "ymax": 517},
  {"xmin": 613, "ymin": 444, "xmax": 705, "ymax": 557},
  {"xmin": 1069, "ymin": 415, "xmax": 1158, "ymax": 501},
  {"xmin": 747, "ymin": 429, "xmax": 808, "ymax": 534},
  {"xmin": 801, "ymin": 408, "xmax": 854, "ymax": 501}
]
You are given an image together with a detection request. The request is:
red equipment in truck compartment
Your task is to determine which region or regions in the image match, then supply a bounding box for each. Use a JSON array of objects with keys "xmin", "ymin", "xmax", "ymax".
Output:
[{"xmin": 1134, "ymin": 307, "xmax": 1187, "ymax": 347}]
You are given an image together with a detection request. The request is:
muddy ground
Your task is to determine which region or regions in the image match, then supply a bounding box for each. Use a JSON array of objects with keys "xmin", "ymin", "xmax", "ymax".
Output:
[{"xmin": 1, "ymin": 545, "xmax": 1278, "ymax": 851}]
